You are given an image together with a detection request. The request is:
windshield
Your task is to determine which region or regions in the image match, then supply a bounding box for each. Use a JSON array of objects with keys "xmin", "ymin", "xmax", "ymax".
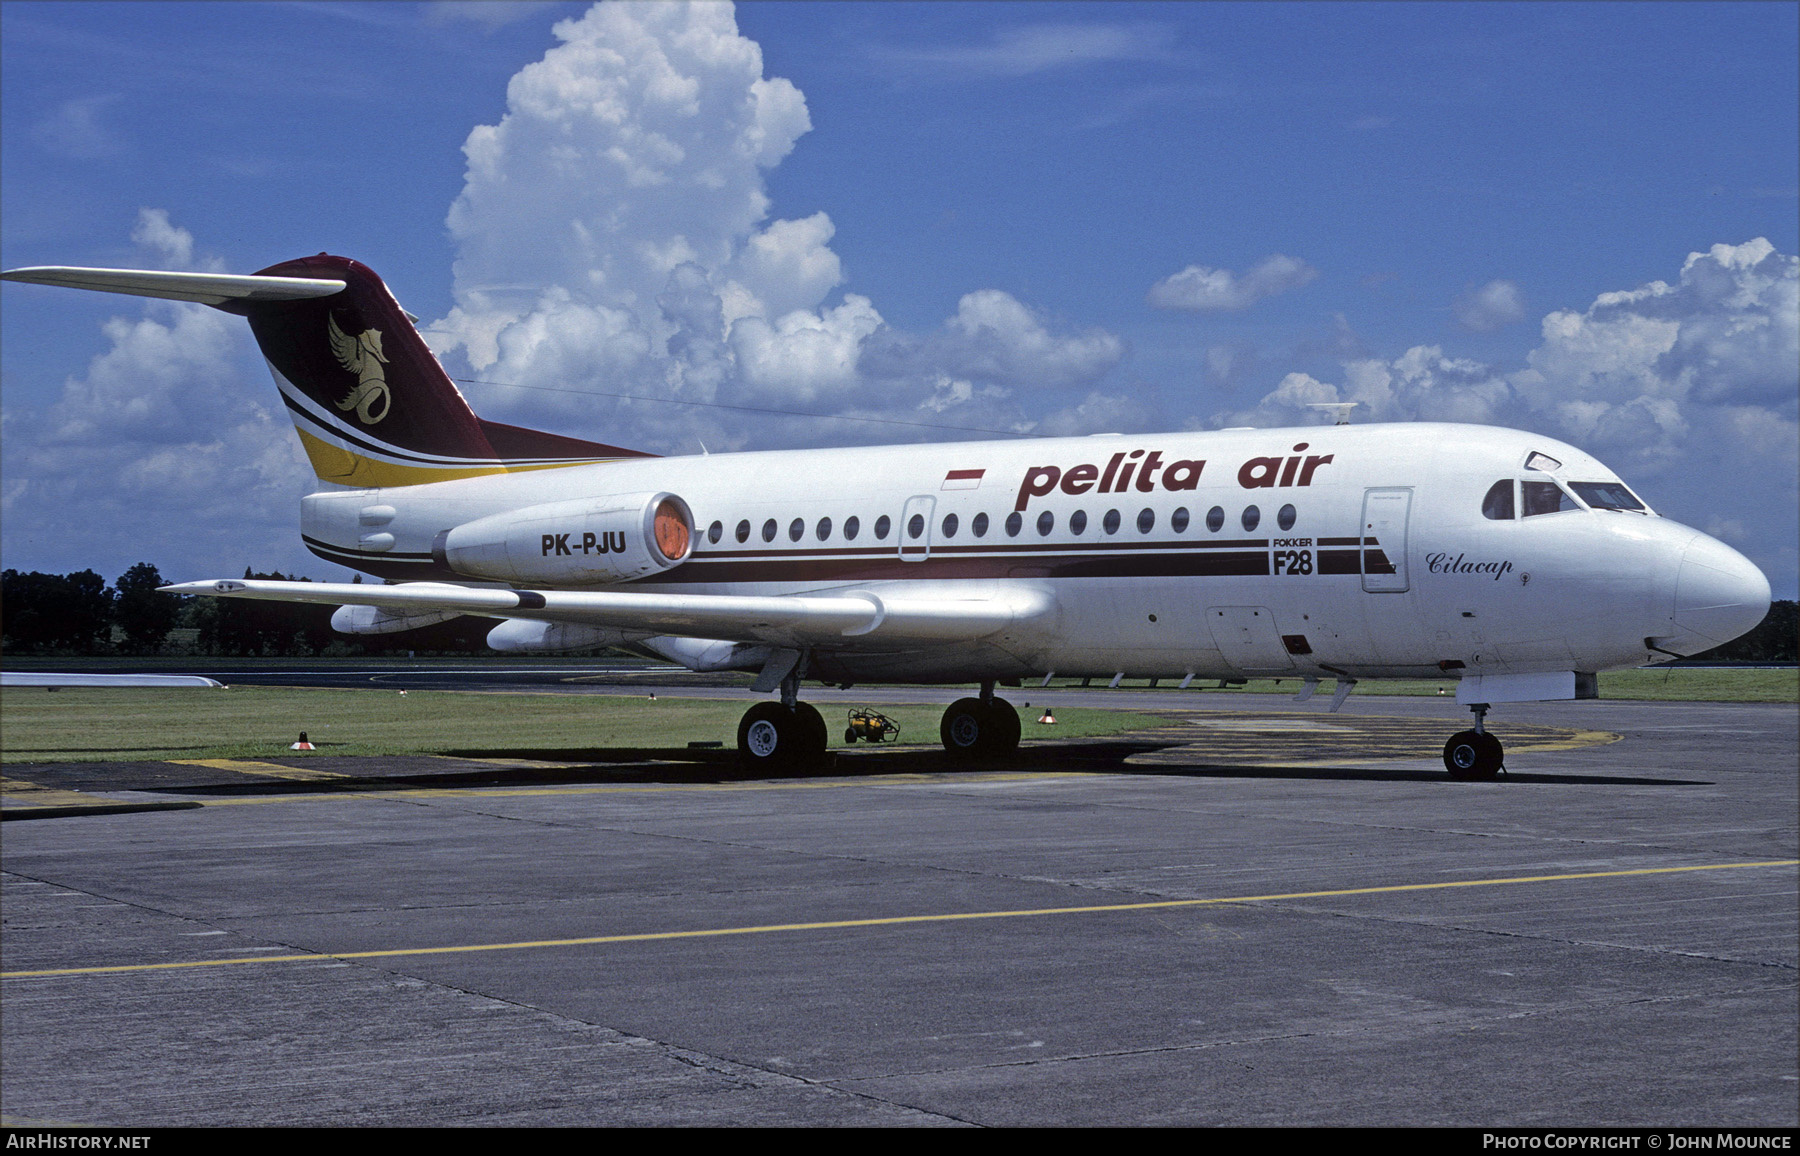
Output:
[
  {"xmin": 1522, "ymin": 479, "xmax": 1580, "ymax": 517},
  {"xmin": 1569, "ymin": 481, "xmax": 1649, "ymax": 513}
]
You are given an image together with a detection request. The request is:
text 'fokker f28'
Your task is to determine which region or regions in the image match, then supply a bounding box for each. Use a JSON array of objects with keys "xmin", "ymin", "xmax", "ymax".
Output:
[{"xmin": 2, "ymin": 255, "xmax": 1771, "ymax": 778}]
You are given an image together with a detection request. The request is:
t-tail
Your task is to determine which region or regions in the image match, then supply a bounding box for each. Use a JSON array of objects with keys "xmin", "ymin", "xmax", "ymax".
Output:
[{"xmin": 1, "ymin": 254, "xmax": 648, "ymax": 486}]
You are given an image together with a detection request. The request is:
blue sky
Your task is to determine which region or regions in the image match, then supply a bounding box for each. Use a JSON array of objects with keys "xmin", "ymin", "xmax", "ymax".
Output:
[{"xmin": 3, "ymin": 1, "xmax": 1796, "ymax": 594}]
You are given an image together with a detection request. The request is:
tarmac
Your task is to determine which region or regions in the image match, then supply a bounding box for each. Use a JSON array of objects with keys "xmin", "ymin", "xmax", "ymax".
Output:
[{"xmin": 1, "ymin": 679, "xmax": 1794, "ymax": 1127}]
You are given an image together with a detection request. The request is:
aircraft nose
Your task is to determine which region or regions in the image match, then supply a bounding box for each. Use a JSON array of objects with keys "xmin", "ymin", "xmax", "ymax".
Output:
[{"xmin": 1673, "ymin": 534, "xmax": 1771, "ymax": 647}]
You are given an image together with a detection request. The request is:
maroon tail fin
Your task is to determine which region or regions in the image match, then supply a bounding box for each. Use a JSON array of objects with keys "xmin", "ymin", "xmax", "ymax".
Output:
[{"xmin": 228, "ymin": 254, "xmax": 649, "ymax": 487}]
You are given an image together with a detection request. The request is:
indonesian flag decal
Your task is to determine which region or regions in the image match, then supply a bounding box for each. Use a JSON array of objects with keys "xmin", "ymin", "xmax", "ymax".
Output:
[{"xmin": 942, "ymin": 468, "xmax": 985, "ymax": 491}]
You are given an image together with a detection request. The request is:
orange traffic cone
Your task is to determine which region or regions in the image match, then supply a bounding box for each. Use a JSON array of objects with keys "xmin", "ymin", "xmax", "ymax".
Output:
[
  {"xmin": 290, "ymin": 732, "xmax": 315, "ymax": 751},
  {"xmin": 1037, "ymin": 709, "xmax": 1057, "ymax": 725}
]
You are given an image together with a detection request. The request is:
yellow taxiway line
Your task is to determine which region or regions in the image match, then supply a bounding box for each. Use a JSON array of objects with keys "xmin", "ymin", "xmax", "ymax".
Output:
[
  {"xmin": 5, "ymin": 860, "xmax": 1793, "ymax": 980},
  {"xmin": 166, "ymin": 758, "xmax": 348, "ymax": 782}
]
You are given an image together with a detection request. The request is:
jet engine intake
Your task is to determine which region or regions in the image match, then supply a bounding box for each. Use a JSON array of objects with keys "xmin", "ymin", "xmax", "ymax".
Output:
[{"xmin": 435, "ymin": 492, "xmax": 693, "ymax": 585}]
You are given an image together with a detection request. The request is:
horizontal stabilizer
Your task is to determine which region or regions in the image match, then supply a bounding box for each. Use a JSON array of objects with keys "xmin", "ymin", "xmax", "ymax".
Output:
[
  {"xmin": 0, "ymin": 266, "xmax": 345, "ymax": 305},
  {"xmin": 161, "ymin": 579, "xmax": 1053, "ymax": 647}
]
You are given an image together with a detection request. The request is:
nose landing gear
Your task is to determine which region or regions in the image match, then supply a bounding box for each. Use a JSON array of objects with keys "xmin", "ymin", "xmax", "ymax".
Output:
[{"xmin": 1444, "ymin": 702, "xmax": 1505, "ymax": 780}]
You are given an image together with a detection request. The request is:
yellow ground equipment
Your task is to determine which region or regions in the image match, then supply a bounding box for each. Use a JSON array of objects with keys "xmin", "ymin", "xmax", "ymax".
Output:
[{"xmin": 844, "ymin": 708, "xmax": 900, "ymax": 744}]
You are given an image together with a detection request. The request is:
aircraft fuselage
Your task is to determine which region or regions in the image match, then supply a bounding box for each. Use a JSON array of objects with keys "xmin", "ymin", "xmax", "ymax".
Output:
[{"xmin": 299, "ymin": 421, "xmax": 1767, "ymax": 685}]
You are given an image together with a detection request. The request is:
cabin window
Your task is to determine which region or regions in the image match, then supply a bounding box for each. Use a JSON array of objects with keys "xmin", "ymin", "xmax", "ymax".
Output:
[
  {"xmin": 874, "ymin": 515, "xmax": 891, "ymax": 539},
  {"xmin": 816, "ymin": 517, "xmax": 832, "ymax": 541},
  {"xmin": 788, "ymin": 518, "xmax": 805, "ymax": 542},
  {"xmin": 1277, "ymin": 504, "xmax": 1297, "ymax": 531},
  {"xmin": 1171, "ymin": 507, "xmax": 1190, "ymax": 533},
  {"xmin": 844, "ymin": 516, "xmax": 860, "ymax": 540},
  {"xmin": 1137, "ymin": 507, "xmax": 1155, "ymax": 534},
  {"xmin": 1070, "ymin": 509, "xmax": 1088, "ymax": 535},
  {"xmin": 1242, "ymin": 506, "xmax": 1261, "ymax": 532},
  {"xmin": 1482, "ymin": 480, "xmax": 1515, "ymax": 520},
  {"xmin": 1569, "ymin": 481, "xmax": 1648, "ymax": 513},
  {"xmin": 942, "ymin": 513, "xmax": 959, "ymax": 538},
  {"xmin": 1205, "ymin": 506, "xmax": 1225, "ymax": 532},
  {"xmin": 972, "ymin": 512, "xmax": 989, "ymax": 537},
  {"xmin": 1005, "ymin": 512, "xmax": 1023, "ymax": 537},
  {"xmin": 1102, "ymin": 509, "xmax": 1122, "ymax": 535},
  {"xmin": 1525, "ymin": 451, "xmax": 1562, "ymax": 473},
  {"xmin": 1522, "ymin": 480, "xmax": 1579, "ymax": 517},
  {"xmin": 762, "ymin": 519, "xmax": 778, "ymax": 543},
  {"xmin": 1037, "ymin": 510, "xmax": 1055, "ymax": 536},
  {"xmin": 736, "ymin": 520, "xmax": 751, "ymax": 544},
  {"xmin": 908, "ymin": 514, "xmax": 925, "ymax": 539},
  {"xmin": 708, "ymin": 521, "xmax": 723, "ymax": 544}
]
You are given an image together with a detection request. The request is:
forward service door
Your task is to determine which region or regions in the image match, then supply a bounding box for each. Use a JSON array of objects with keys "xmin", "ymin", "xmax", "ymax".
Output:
[
  {"xmin": 899, "ymin": 495, "xmax": 936, "ymax": 562},
  {"xmin": 1360, "ymin": 487, "xmax": 1412, "ymax": 593}
]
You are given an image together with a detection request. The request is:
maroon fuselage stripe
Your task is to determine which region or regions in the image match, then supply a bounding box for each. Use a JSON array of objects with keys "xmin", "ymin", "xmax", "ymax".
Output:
[{"xmin": 310, "ymin": 533, "xmax": 1391, "ymax": 586}]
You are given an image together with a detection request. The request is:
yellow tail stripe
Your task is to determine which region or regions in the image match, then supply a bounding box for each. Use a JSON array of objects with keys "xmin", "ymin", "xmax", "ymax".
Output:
[{"xmin": 293, "ymin": 427, "xmax": 615, "ymax": 488}]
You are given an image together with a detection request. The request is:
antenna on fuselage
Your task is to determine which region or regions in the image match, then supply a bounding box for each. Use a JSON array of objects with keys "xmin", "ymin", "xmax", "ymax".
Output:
[{"xmin": 1307, "ymin": 402, "xmax": 1358, "ymax": 426}]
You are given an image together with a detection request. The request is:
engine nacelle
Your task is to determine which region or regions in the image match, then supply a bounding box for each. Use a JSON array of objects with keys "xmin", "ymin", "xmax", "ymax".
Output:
[
  {"xmin": 434, "ymin": 492, "xmax": 693, "ymax": 585},
  {"xmin": 485, "ymin": 619, "xmax": 642, "ymax": 653},
  {"xmin": 330, "ymin": 602, "xmax": 464, "ymax": 635}
]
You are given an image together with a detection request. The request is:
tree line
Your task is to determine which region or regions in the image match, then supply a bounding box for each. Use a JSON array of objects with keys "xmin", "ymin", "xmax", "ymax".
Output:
[
  {"xmin": 2, "ymin": 562, "xmax": 1794, "ymax": 661},
  {"xmin": 0, "ymin": 564, "xmax": 500, "ymax": 656}
]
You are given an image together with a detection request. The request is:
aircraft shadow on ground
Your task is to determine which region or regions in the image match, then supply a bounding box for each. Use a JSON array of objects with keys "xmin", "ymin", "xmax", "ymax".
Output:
[{"xmin": 94, "ymin": 736, "xmax": 1706, "ymax": 794}]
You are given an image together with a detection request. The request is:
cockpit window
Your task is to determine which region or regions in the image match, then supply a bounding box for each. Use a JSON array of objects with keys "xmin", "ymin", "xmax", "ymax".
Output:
[
  {"xmin": 1481, "ymin": 480, "xmax": 1515, "ymax": 520},
  {"xmin": 1522, "ymin": 479, "xmax": 1580, "ymax": 517},
  {"xmin": 1524, "ymin": 451, "xmax": 1562, "ymax": 473},
  {"xmin": 1569, "ymin": 481, "xmax": 1648, "ymax": 514}
]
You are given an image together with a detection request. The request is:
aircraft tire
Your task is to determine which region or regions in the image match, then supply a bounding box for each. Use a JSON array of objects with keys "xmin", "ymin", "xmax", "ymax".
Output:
[
  {"xmin": 739, "ymin": 702, "xmax": 798, "ymax": 772},
  {"xmin": 1444, "ymin": 730, "xmax": 1504, "ymax": 780},
  {"xmin": 794, "ymin": 701, "xmax": 829, "ymax": 770},
  {"xmin": 940, "ymin": 697, "xmax": 990, "ymax": 759},
  {"xmin": 986, "ymin": 697, "xmax": 1022, "ymax": 757}
]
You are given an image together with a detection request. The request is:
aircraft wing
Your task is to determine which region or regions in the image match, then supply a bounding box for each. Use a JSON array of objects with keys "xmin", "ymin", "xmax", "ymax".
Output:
[
  {"xmin": 160, "ymin": 579, "xmax": 1053, "ymax": 647},
  {"xmin": 0, "ymin": 266, "xmax": 346, "ymax": 305}
]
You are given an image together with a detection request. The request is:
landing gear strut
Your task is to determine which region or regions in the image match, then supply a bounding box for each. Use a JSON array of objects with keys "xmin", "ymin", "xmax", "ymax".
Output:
[
  {"xmin": 940, "ymin": 681, "xmax": 1022, "ymax": 761},
  {"xmin": 1443, "ymin": 702, "xmax": 1504, "ymax": 780}
]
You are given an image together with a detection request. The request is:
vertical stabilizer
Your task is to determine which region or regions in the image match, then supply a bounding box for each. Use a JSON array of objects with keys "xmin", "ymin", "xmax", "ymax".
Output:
[
  {"xmin": 232, "ymin": 255, "xmax": 648, "ymax": 486},
  {"xmin": 1, "ymin": 254, "xmax": 650, "ymax": 488}
]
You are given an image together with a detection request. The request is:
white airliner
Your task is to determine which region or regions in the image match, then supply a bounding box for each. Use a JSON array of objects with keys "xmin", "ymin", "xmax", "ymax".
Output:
[{"xmin": 2, "ymin": 255, "xmax": 1772, "ymax": 778}]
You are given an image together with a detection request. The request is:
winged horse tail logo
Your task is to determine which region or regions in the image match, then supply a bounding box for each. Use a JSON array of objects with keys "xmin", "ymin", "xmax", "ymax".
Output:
[{"xmin": 327, "ymin": 313, "xmax": 391, "ymax": 425}]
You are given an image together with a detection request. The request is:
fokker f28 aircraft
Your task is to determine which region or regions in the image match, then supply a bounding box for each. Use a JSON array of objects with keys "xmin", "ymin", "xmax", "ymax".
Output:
[{"xmin": 2, "ymin": 255, "xmax": 1772, "ymax": 778}]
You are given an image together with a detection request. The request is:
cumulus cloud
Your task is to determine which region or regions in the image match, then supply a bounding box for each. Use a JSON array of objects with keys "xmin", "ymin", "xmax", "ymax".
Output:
[
  {"xmin": 1454, "ymin": 279, "xmax": 1526, "ymax": 332},
  {"xmin": 426, "ymin": 1, "xmax": 1121, "ymax": 452},
  {"xmin": 1147, "ymin": 254, "xmax": 1318, "ymax": 312},
  {"xmin": 126, "ymin": 207, "xmax": 230, "ymax": 274},
  {"xmin": 1, "ymin": 213, "xmax": 317, "ymax": 579},
  {"xmin": 1219, "ymin": 239, "xmax": 1797, "ymax": 579},
  {"xmin": 1228, "ymin": 239, "xmax": 1796, "ymax": 458},
  {"xmin": 1036, "ymin": 390, "xmax": 1158, "ymax": 438},
  {"xmin": 1513, "ymin": 238, "xmax": 1797, "ymax": 467}
]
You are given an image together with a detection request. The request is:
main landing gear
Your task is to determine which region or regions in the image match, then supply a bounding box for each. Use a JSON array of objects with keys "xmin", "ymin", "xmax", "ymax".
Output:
[
  {"xmin": 940, "ymin": 683, "xmax": 1022, "ymax": 761},
  {"xmin": 736, "ymin": 699, "xmax": 827, "ymax": 771},
  {"xmin": 735, "ymin": 677, "xmax": 1025, "ymax": 772},
  {"xmin": 1443, "ymin": 702, "xmax": 1505, "ymax": 780}
]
